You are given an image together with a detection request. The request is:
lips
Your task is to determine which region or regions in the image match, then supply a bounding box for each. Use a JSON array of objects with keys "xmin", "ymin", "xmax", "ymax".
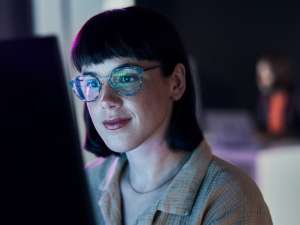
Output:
[{"xmin": 103, "ymin": 118, "xmax": 131, "ymax": 130}]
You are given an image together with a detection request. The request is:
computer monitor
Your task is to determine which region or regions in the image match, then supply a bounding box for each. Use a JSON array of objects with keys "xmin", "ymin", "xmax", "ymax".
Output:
[{"xmin": 0, "ymin": 36, "xmax": 96, "ymax": 225}]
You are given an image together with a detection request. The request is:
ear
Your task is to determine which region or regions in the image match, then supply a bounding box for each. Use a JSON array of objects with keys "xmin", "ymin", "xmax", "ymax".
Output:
[{"xmin": 169, "ymin": 63, "xmax": 186, "ymax": 101}]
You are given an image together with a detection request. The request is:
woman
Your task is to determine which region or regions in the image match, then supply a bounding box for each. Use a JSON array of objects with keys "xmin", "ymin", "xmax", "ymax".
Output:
[
  {"xmin": 70, "ymin": 6, "xmax": 272, "ymax": 225},
  {"xmin": 256, "ymin": 51, "xmax": 300, "ymax": 139}
]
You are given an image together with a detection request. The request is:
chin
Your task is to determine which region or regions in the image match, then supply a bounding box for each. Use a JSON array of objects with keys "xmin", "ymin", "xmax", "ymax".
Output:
[{"xmin": 104, "ymin": 139, "xmax": 137, "ymax": 154}]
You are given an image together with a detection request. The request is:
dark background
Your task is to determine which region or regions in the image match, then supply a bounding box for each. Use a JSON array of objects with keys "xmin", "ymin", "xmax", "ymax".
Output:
[
  {"xmin": 138, "ymin": 0, "xmax": 300, "ymax": 111},
  {"xmin": 2, "ymin": 0, "xmax": 300, "ymax": 112},
  {"xmin": 0, "ymin": 0, "xmax": 32, "ymax": 40}
]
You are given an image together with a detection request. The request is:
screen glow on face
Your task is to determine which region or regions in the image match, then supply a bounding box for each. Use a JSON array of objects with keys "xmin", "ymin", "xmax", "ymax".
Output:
[
  {"xmin": 70, "ymin": 65, "xmax": 143, "ymax": 102},
  {"xmin": 70, "ymin": 64, "xmax": 160, "ymax": 102}
]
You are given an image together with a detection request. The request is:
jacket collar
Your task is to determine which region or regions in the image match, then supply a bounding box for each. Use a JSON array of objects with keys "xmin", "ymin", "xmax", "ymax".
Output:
[
  {"xmin": 97, "ymin": 140, "xmax": 213, "ymax": 219},
  {"xmin": 157, "ymin": 140, "xmax": 213, "ymax": 215},
  {"xmin": 97, "ymin": 154, "xmax": 127, "ymax": 225}
]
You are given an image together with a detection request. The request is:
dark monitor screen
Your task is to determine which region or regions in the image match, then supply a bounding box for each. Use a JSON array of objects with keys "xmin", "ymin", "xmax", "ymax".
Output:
[{"xmin": 0, "ymin": 36, "xmax": 96, "ymax": 225}]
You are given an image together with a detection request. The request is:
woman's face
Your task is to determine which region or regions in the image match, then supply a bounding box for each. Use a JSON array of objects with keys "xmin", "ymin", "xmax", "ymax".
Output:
[
  {"xmin": 83, "ymin": 57, "xmax": 175, "ymax": 153},
  {"xmin": 256, "ymin": 60, "xmax": 274, "ymax": 91}
]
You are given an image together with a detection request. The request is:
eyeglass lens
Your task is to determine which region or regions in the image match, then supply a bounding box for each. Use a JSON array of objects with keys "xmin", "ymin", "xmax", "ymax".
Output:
[{"xmin": 71, "ymin": 66, "xmax": 143, "ymax": 101}]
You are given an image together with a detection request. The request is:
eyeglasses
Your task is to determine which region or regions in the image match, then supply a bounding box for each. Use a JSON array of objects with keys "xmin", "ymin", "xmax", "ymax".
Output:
[{"xmin": 69, "ymin": 64, "xmax": 160, "ymax": 102}]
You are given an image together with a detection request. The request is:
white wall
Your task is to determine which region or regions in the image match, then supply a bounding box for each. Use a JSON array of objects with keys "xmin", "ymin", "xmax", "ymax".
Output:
[{"xmin": 257, "ymin": 145, "xmax": 300, "ymax": 225}]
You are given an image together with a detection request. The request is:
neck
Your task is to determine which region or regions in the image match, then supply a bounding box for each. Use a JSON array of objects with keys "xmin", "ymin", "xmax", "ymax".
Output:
[{"xmin": 125, "ymin": 141, "xmax": 190, "ymax": 193}]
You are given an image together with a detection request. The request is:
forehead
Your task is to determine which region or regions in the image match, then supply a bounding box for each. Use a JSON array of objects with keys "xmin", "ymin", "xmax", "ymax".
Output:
[{"xmin": 81, "ymin": 57, "xmax": 154, "ymax": 75}]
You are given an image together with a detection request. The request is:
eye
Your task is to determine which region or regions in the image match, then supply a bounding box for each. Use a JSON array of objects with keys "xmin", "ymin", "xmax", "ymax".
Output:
[
  {"xmin": 119, "ymin": 74, "xmax": 139, "ymax": 83},
  {"xmin": 86, "ymin": 79, "xmax": 99, "ymax": 88}
]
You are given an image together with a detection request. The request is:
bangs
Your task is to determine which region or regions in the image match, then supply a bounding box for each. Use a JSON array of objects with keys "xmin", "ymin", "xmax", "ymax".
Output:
[
  {"xmin": 71, "ymin": 35, "xmax": 159, "ymax": 71},
  {"xmin": 71, "ymin": 9, "xmax": 163, "ymax": 71}
]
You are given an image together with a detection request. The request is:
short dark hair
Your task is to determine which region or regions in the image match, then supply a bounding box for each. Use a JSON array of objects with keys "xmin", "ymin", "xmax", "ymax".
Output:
[{"xmin": 71, "ymin": 6, "xmax": 203, "ymax": 157}]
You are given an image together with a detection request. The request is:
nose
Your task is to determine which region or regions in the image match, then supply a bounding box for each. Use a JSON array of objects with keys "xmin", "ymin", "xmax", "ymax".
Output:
[{"xmin": 99, "ymin": 82, "xmax": 123, "ymax": 110}]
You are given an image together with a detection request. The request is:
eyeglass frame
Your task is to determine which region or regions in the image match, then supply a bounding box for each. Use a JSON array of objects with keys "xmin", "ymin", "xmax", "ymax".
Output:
[{"xmin": 69, "ymin": 63, "xmax": 161, "ymax": 102}]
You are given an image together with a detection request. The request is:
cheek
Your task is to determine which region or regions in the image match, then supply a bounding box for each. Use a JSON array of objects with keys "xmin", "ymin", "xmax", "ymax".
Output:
[
  {"xmin": 134, "ymin": 88, "xmax": 172, "ymax": 123},
  {"xmin": 86, "ymin": 103, "xmax": 104, "ymax": 131}
]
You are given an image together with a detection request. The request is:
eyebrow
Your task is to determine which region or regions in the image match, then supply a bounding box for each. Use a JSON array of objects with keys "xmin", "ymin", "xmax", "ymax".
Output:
[
  {"xmin": 82, "ymin": 71, "xmax": 98, "ymax": 76},
  {"xmin": 82, "ymin": 62, "xmax": 142, "ymax": 76}
]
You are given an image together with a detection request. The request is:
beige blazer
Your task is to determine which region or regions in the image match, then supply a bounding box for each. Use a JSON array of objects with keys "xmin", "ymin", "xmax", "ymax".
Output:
[{"xmin": 85, "ymin": 140, "xmax": 273, "ymax": 225}]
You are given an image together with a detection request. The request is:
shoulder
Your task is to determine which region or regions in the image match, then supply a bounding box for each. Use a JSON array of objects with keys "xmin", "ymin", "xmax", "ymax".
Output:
[
  {"xmin": 196, "ymin": 156, "xmax": 272, "ymax": 224},
  {"xmin": 204, "ymin": 156, "xmax": 263, "ymax": 201}
]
